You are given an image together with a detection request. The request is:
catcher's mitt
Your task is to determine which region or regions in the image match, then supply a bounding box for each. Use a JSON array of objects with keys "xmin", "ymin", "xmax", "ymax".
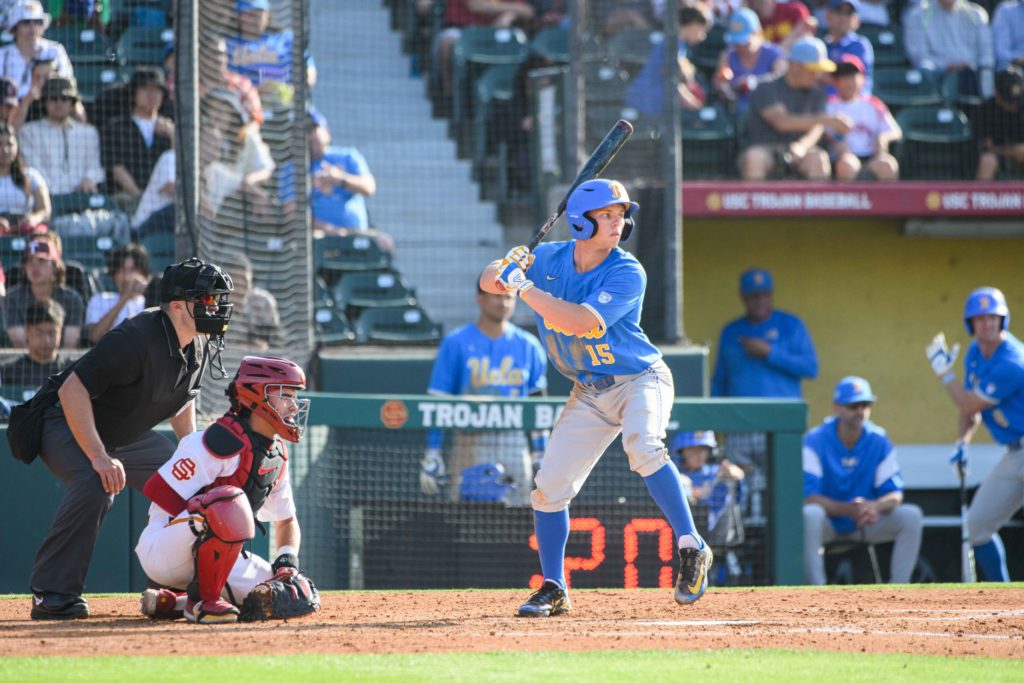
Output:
[{"xmin": 239, "ymin": 568, "xmax": 320, "ymax": 622}]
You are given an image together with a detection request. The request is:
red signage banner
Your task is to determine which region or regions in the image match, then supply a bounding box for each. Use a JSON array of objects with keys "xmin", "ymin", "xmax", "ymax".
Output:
[{"xmin": 681, "ymin": 182, "xmax": 1024, "ymax": 218}]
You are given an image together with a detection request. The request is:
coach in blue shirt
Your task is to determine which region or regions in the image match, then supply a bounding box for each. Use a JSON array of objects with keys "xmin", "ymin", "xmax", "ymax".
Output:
[
  {"xmin": 712, "ymin": 268, "xmax": 818, "ymax": 399},
  {"xmin": 803, "ymin": 377, "xmax": 923, "ymax": 584}
]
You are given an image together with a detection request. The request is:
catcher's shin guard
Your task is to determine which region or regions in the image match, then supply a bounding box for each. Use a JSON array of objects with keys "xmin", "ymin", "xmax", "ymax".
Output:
[{"xmin": 186, "ymin": 486, "xmax": 255, "ymax": 611}]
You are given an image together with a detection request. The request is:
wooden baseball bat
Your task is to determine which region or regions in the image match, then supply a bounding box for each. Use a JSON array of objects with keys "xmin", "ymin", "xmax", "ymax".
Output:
[
  {"xmin": 957, "ymin": 460, "xmax": 977, "ymax": 583},
  {"xmin": 527, "ymin": 119, "xmax": 634, "ymax": 251}
]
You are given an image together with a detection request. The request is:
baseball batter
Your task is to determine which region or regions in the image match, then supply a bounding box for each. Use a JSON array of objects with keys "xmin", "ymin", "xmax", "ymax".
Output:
[
  {"xmin": 420, "ymin": 284, "xmax": 549, "ymax": 506},
  {"xmin": 135, "ymin": 356, "xmax": 319, "ymax": 623},
  {"xmin": 802, "ymin": 376, "xmax": 923, "ymax": 585},
  {"xmin": 926, "ymin": 287, "xmax": 1024, "ymax": 582},
  {"xmin": 481, "ymin": 179, "xmax": 711, "ymax": 617}
]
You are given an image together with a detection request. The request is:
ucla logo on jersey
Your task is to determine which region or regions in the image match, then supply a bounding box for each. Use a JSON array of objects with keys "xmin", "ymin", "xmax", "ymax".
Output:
[
  {"xmin": 468, "ymin": 356, "xmax": 526, "ymax": 391},
  {"xmin": 841, "ymin": 456, "xmax": 858, "ymax": 468},
  {"xmin": 766, "ymin": 328, "xmax": 779, "ymax": 341},
  {"xmin": 986, "ymin": 382, "xmax": 997, "ymax": 395},
  {"xmin": 598, "ymin": 291, "xmax": 612, "ymax": 304},
  {"xmin": 543, "ymin": 319, "xmax": 606, "ymax": 339}
]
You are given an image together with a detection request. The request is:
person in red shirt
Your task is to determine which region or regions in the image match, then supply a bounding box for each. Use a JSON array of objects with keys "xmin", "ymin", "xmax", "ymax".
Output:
[{"xmin": 748, "ymin": 0, "xmax": 818, "ymax": 50}]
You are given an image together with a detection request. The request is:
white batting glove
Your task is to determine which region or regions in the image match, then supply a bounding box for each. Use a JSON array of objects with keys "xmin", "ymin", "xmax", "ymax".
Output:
[
  {"xmin": 926, "ymin": 332, "xmax": 960, "ymax": 383},
  {"xmin": 501, "ymin": 245, "xmax": 534, "ymax": 273},
  {"xmin": 419, "ymin": 448, "xmax": 447, "ymax": 495},
  {"xmin": 496, "ymin": 260, "xmax": 535, "ymax": 297}
]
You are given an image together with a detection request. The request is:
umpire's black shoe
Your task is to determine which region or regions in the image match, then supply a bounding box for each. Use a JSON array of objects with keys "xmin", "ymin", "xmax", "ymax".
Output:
[
  {"xmin": 517, "ymin": 580, "xmax": 571, "ymax": 617},
  {"xmin": 30, "ymin": 592, "xmax": 90, "ymax": 620}
]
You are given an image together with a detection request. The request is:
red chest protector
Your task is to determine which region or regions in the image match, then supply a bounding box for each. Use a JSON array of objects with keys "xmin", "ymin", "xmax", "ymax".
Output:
[{"xmin": 201, "ymin": 414, "xmax": 288, "ymax": 516}]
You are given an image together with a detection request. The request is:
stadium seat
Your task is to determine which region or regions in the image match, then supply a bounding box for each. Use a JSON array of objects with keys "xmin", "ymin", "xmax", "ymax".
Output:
[
  {"xmin": 0, "ymin": 235, "xmax": 30, "ymax": 273},
  {"xmin": 314, "ymin": 306, "xmax": 356, "ymax": 346},
  {"xmin": 44, "ymin": 26, "xmax": 115, "ymax": 64},
  {"xmin": 530, "ymin": 25, "xmax": 569, "ymax": 64},
  {"xmin": 314, "ymin": 234, "xmax": 391, "ymax": 280},
  {"xmin": 688, "ymin": 23, "xmax": 727, "ymax": 75},
  {"xmin": 332, "ymin": 269, "xmax": 417, "ymax": 312},
  {"xmin": 473, "ymin": 63, "xmax": 518, "ymax": 177},
  {"xmin": 73, "ymin": 63, "xmax": 129, "ymax": 103},
  {"xmin": 872, "ymin": 67, "xmax": 943, "ymax": 111},
  {"xmin": 606, "ymin": 29, "xmax": 660, "ymax": 70},
  {"xmin": 451, "ymin": 27, "xmax": 529, "ymax": 127},
  {"xmin": 861, "ymin": 26, "xmax": 908, "ymax": 68},
  {"xmin": 894, "ymin": 106, "xmax": 975, "ymax": 180},
  {"xmin": 354, "ymin": 305, "xmax": 442, "ymax": 344},
  {"xmin": 115, "ymin": 26, "xmax": 174, "ymax": 67},
  {"xmin": 140, "ymin": 232, "xmax": 176, "ymax": 273},
  {"xmin": 583, "ymin": 62, "xmax": 632, "ymax": 106},
  {"xmin": 61, "ymin": 235, "xmax": 117, "ymax": 271},
  {"xmin": 681, "ymin": 103, "xmax": 737, "ymax": 179},
  {"xmin": 313, "ymin": 275, "xmax": 333, "ymax": 309},
  {"xmin": 49, "ymin": 192, "xmax": 119, "ymax": 218}
]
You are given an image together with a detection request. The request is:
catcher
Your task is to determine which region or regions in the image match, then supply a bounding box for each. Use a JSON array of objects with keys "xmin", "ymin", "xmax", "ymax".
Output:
[{"xmin": 134, "ymin": 355, "xmax": 319, "ymax": 624}]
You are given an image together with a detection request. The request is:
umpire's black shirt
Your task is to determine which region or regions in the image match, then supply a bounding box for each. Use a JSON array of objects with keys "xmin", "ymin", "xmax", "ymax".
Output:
[{"xmin": 71, "ymin": 309, "xmax": 203, "ymax": 449}]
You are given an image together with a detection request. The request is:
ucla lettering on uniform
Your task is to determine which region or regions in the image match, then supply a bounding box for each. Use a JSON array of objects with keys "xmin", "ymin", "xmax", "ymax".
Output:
[
  {"xmin": 468, "ymin": 356, "xmax": 526, "ymax": 392},
  {"xmin": 543, "ymin": 318, "xmax": 606, "ymax": 340}
]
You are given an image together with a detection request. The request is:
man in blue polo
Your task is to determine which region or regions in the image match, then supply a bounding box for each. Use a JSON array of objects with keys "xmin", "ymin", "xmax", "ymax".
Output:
[{"xmin": 803, "ymin": 376, "xmax": 923, "ymax": 584}]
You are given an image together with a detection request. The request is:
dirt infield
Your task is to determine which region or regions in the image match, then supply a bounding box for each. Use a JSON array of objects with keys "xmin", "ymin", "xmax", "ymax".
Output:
[{"xmin": 1, "ymin": 587, "xmax": 1022, "ymax": 659}]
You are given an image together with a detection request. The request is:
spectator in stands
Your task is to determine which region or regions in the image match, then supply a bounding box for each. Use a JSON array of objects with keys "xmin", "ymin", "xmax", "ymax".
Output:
[
  {"xmin": 803, "ymin": 376, "xmax": 923, "ymax": 585},
  {"xmin": 826, "ymin": 55, "xmax": 901, "ymax": 180},
  {"xmin": 713, "ymin": 7, "xmax": 787, "ymax": 117},
  {"xmin": 19, "ymin": 76, "xmax": 105, "ymax": 196},
  {"xmin": 227, "ymin": 0, "xmax": 302, "ymax": 107},
  {"xmin": 1, "ymin": 298, "xmax": 71, "ymax": 392},
  {"xmin": 747, "ymin": 0, "xmax": 818, "ymax": 51},
  {"xmin": 4, "ymin": 233, "xmax": 83, "ymax": 348},
  {"xmin": 308, "ymin": 111, "xmax": 394, "ymax": 252},
  {"xmin": 903, "ymin": 0, "xmax": 994, "ymax": 100},
  {"xmin": 431, "ymin": 0, "xmax": 535, "ymax": 115},
  {"xmin": 101, "ymin": 67, "xmax": 174, "ymax": 201},
  {"xmin": 200, "ymin": 89, "xmax": 275, "ymax": 218},
  {"xmin": 992, "ymin": 0, "xmax": 1024, "ymax": 70},
  {"xmin": 975, "ymin": 66, "xmax": 1024, "ymax": 179},
  {"xmin": 823, "ymin": 0, "xmax": 874, "ymax": 94},
  {"xmin": 131, "ymin": 146, "xmax": 174, "ymax": 238},
  {"xmin": 672, "ymin": 430, "xmax": 745, "ymax": 511},
  {"xmin": 0, "ymin": 76, "xmax": 18, "ymax": 127},
  {"xmin": 596, "ymin": 0, "xmax": 659, "ymax": 35},
  {"xmin": 219, "ymin": 251, "xmax": 281, "ymax": 350},
  {"xmin": 199, "ymin": 34, "xmax": 265, "ymax": 126},
  {"xmin": 0, "ymin": 2, "xmax": 73, "ymax": 99},
  {"xmin": 0, "ymin": 122, "xmax": 50, "ymax": 232},
  {"xmin": 625, "ymin": 6, "xmax": 710, "ymax": 117},
  {"xmin": 84, "ymin": 243, "xmax": 149, "ymax": 345},
  {"xmin": 739, "ymin": 36, "xmax": 851, "ymax": 180}
]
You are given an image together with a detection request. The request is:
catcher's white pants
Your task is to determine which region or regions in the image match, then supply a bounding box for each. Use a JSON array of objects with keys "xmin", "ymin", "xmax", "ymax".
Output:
[
  {"xmin": 803, "ymin": 502, "xmax": 923, "ymax": 585},
  {"xmin": 135, "ymin": 514, "xmax": 274, "ymax": 603}
]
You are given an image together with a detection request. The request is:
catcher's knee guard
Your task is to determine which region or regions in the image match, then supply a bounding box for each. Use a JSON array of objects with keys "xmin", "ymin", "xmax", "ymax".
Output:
[{"xmin": 186, "ymin": 485, "xmax": 255, "ymax": 604}]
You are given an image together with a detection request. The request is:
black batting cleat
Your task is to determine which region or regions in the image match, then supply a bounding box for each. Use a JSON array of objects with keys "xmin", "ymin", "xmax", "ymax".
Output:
[
  {"xmin": 517, "ymin": 580, "xmax": 571, "ymax": 617},
  {"xmin": 675, "ymin": 542, "xmax": 713, "ymax": 605},
  {"xmin": 30, "ymin": 592, "xmax": 90, "ymax": 620}
]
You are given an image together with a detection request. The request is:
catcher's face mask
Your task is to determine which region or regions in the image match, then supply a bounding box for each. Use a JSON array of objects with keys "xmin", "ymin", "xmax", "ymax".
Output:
[{"xmin": 264, "ymin": 384, "xmax": 310, "ymax": 443}]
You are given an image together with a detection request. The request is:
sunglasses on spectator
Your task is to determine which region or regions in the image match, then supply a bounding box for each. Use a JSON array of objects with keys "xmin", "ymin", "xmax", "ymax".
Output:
[
  {"xmin": 843, "ymin": 402, "xmax": 873, "ymax": 411},
  {"xmin": 22, "ymin": 19, "xmax": 45, "ymax": 25}
]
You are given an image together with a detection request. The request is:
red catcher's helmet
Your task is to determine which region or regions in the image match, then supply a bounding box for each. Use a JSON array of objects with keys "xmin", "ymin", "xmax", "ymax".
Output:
[{"xmin": 228, "ymin": 356, "xmax": 310, "ymax": 442}]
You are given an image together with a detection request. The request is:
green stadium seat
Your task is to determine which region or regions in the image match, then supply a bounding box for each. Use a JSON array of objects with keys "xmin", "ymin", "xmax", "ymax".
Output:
[
  {"xmin": 314, "ymin": 234, "xmax": 391, "ymax": 280},
  {"xmin": 73, "ymin": 63, "xmax": 129, "ymax": 103},
  {"xmin": 861, "ymin": 26, "xmax": 908, "ymax": 68},
  {"xmin": 894, "ymin": 106, "xmax": 975, "ymax": 180},
  {"xmin": 606, "ymin": 29, "xmax": 660, "ymax": 70},
  {"xmin": 872, "ymin": 67, "xmax": 943, "ymax": 111},
  {"xmin": 332, "ymin": 269, "xmax": 417, "ymax": 312},
  {"xmin": 682, "ymin": 103, "xmax": 737, "ymax": 179},
  {"xmin": 0, "ymin": 235, "xmax": 30, "ymax": 273},
  {"xmin": 49, "ymin": 192, "xmax": 119, "ymax": 217},
  {"xmin": 44, "ymin": 25, "xmax": 116, "ymax": 64},
  {"xmin": 313, "ymin": 275, "xmax": 332, "ymax": 309},
  {"xmin": 354, "ymin": 305, "xmax": 442, "ymax": 344},
  {"xmin": 530, "ymin": 25, "xmax": 569, "ymax": 64},
  {"xmin": 314, "ymin": 306, "xmax": 355, "ymax": 346},
  {"xmin": 451, "ymin": 27, "xmax": 529, "ymax": 127},
  {"xmin": 473, "ymin": 63, "xmax": 518, "ymax": 176},
  {"xmin": 583, "ymin": 62, "xmax": 632, "ymax": 106},
  {"xmin": 115, "ymin": 26, "xmax": 173, "ymax": 67},
  {"xmin": 140, "ymin": 232, "xmax": 175, "ymax": 273},
  {"xmin": 60, "ymin": 234, "xmax": 117, "ymax": 271}
]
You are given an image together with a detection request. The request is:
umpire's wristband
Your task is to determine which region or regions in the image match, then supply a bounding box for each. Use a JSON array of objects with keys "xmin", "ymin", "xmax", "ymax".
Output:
[{"xmin": 272, "ymin": 552, "xmax": 299, "ymax": 573}]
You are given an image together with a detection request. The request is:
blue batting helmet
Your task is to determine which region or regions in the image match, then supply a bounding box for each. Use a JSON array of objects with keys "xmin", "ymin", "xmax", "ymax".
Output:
[
  {"xmin": 963, "ymin": 286, "xmax": 1010, "ymax": 334},
  {"xmin": 565, "ymin": 179, "xmax": 639, "ymax": 241},
  {"xmin": 670, "ymin": 431, "xmax": 718, "ymax": 451},
  {"xmin": 459, "ymin": 463, "xmax": 515, "ymax": 504}
]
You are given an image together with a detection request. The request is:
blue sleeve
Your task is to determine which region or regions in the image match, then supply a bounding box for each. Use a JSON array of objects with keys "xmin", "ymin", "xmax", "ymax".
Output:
[
  {"xmin": 527, "ymin": 337, "xmax": 548, "ymax": 395},
  {"xmin": 765, "ymin": 316, "xmax": 818, "ymax": 380},
  {"xmin": 427, "ymin": 336, "xmax": 461, "ymax": 395},
  {"xmin": 802, "ymin": 435, "xmax": 824, "ymax": 497},
  {"xmin": 978, "ymin": 360, "xmax": 1024, "ymax": 403},
  {"xmin": 340, "ymin": 148, "xmax": 370, "ymax": 176},
  {"xmin": 625, "ymin": 42, "xmax": 665, "ymax": 116},
  {"xmin": 583, "ymin": 262, "xmax": 645, "ymax": 332},
  {"xmin": 803, "ymin": 471, "xmax": 822, "ymax": 498},
  {"xmin": 710, "ymin": 327, "xmax": 729, "ymax": 397}
]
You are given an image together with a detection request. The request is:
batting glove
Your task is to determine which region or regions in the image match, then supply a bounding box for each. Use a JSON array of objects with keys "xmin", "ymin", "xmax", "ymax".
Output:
[
  {"xmin": 419, "ymin": 448, "xmax": 447, "ymax": 495},
  {"xmin": 497, "ymin": 261, "xmax": 535, "ymax": 297},
  {"xmin": 926, "ymin": 332, "xmax": 960, "ymax": 383},
  {"xmin": 501, "ymin": 245, "xmax": 534, "ymax": 273},
  {"xmin": 950, "ymin": 440, "xmax": 968, "ymax": 469}
]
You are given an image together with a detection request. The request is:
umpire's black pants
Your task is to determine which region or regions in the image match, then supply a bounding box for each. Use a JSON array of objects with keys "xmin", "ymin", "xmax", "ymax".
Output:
[{"xmin": 30, "ymin": 403, "xmax": 176, "ymax": 596}]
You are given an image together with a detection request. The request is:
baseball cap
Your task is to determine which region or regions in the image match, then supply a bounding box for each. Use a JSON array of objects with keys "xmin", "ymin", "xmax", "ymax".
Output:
[
  {"xmin": 129, "ymin": 66, "xmax": 169, "ymax": 95},
  {"xmin": 670, "ymin": 431, "xmax": 718, "ymax": 451},
  {"xmin": 833, "ymin": 376, "xmax": 877, "ymax": 405},
  {"xmin": 41, "ymin": 76, "xmax": 79, "ymax": 101},
  {"xmin": 725, "ymin": 7, "xmax": 761, "ymax": 46},
  {"xmin": 790, "ymin": 36, "xmax": 837, "ymax": 73},
  {"xmin": 833, "ymin": 54, "xmax": 866, "ymax": 77},
  {"xmin": 740, "ymin": 268, "xmax": 773, "ymax": 295},
  {"xmin": 995, "ymin": 66, "xmax": 1024, "ymax": 106},
  {"xmin": 7, "ymin": 0, "xmax": 51, "ymax": 32},
  {"xmin": 829, "ymin": 0, "xmax": 861, "ymax": 13},
  {"xmin": 0, "ymin": 77, "xmax": 17, "ymax": 106},
  {"xmin": 237, "ymin": 0, "xmax": 270, "ymax": 12},
  {"xmin": 26, "ymin": 237, "xmax": 59, "ymax": 261}
]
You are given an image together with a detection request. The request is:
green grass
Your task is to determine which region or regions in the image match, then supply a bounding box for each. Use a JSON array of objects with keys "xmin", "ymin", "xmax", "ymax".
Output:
[{"xmin": 1, "ymin": 650, "xmax": 1020, "ymax": 683}]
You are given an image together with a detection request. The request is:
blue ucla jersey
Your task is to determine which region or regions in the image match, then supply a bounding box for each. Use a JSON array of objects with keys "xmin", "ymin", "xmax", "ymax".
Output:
[
  {"xmin": 803, "ymin": 417, "xmax": 903, "ymax": 535},
  {"xmin": 529, "ymin": 241, "xmax": 661, "ymax": 383},
  {"xmin": 682, "ymin": 463, "xmax": 746, "ymax": 518},
  {"xmin": 711, "ymin": 310, "xmax": 818, "ymax": 398},
  {"xmin": 428, "ymin": 323, "xmax": 547, "ymax": 398},
  {"xmin": 310, "ymin": 147, "xmax": 370, "ymax": 229},
  {"xmin": 226, "ymin": 31, "xmax": 294, "ymax": 86},
  {"xmin": 964, "ymin": 332, "xmax": 1024, "ymax": 445}
]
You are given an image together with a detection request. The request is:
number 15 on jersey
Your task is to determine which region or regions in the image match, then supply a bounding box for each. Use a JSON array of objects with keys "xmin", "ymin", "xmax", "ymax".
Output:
[{"xmin": 584, "ymin": 344, "xmax": 615, "ymax": 366}]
